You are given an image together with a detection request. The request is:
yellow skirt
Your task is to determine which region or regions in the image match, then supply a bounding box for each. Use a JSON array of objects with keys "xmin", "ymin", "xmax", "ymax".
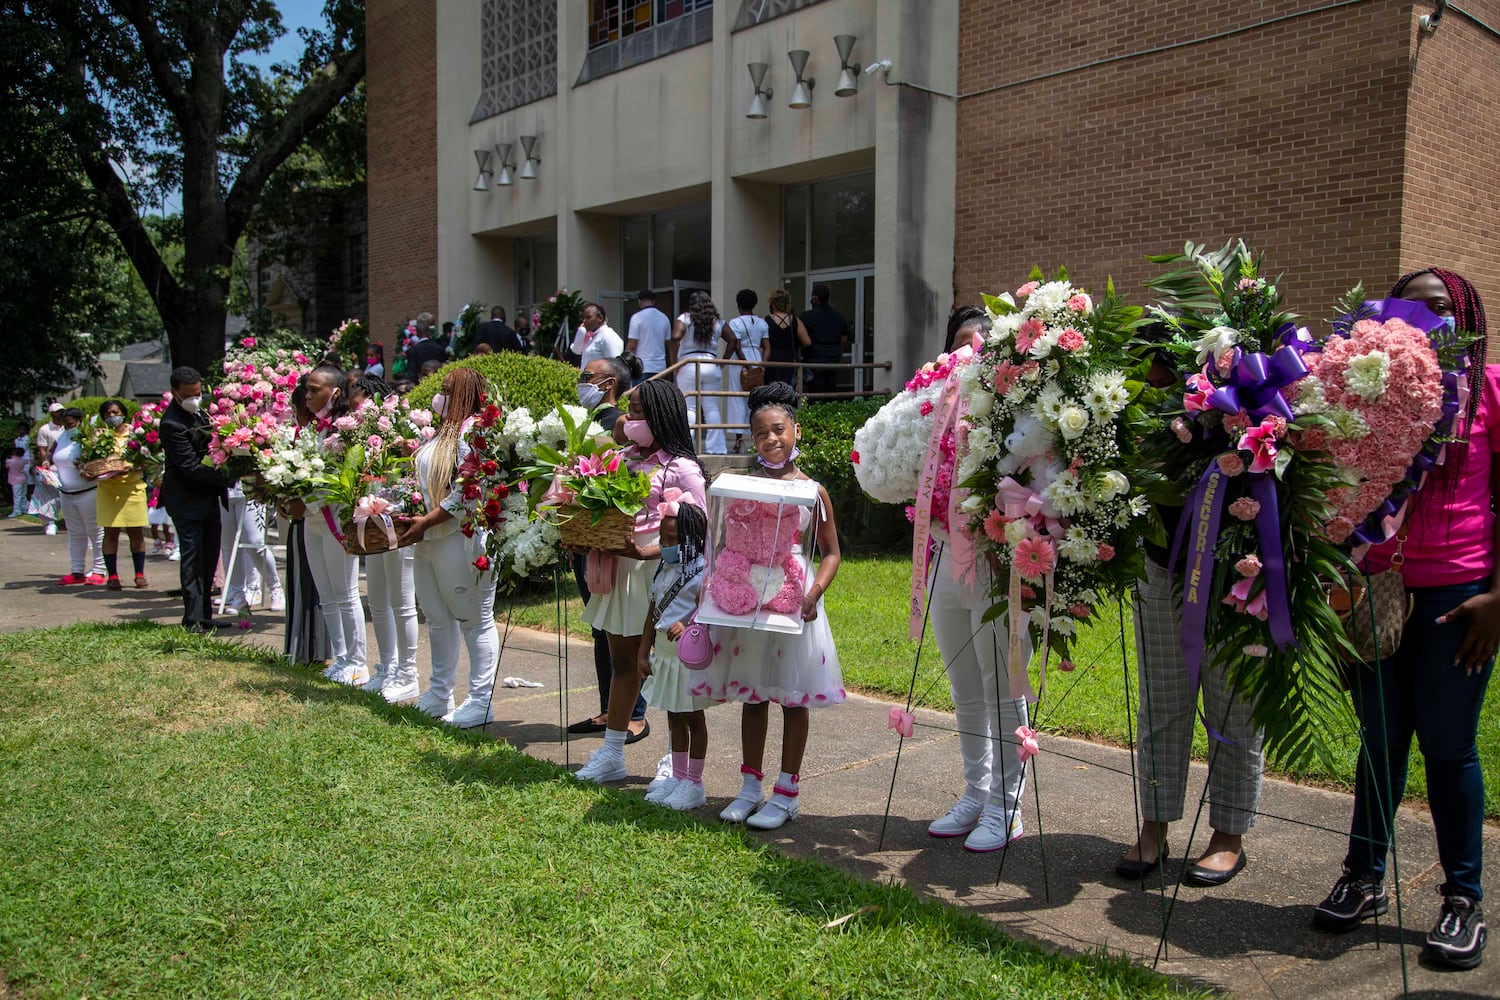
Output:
[{"xmin": 97, "ymin": 469, "xmax": 149, "ymax": 528}]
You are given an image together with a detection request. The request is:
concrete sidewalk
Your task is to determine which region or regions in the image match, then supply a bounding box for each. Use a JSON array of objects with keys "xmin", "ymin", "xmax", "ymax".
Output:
[{"xmin": 2, "ymin": 517, "xmax": 1495, "ymax": 998}]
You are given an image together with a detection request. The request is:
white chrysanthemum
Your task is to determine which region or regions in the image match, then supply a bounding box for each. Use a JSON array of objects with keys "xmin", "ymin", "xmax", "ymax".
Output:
[
  {"xmin": 1043, "ymin": 472, "xmax": 1087, "ymax": 517},
  {"xmin": 1034, "ymin": 386, "xmax": 1065, "ymax": 427},
  {"xmin": 852, "ymin": 384, "xmax": 942, "ymax": 503},
  {"xmin": 1085, "ymin": 371, "xmax": 1130, "ymax": 417},
  {"xmin": 1026, "ymin": 281, "xmax": 1074, "ymax": 316},
  {"xmin": 1345, "ymin": 350, "xmax": 1391, "ymax": 401},
  {"xmin": 1028, "ymin": 327, "xmax": 1061, "ymax": 360},
  {"xmin": 1327, "ymin": 407, "xmax": 1371, "ymax": 441},
  {"xmin": 1128, "ymin": 494, "xmax": 1150, "ymax": 517},
  {"xmin": 1057, "ymin": 526, "xmax": 1098, "ymax": 563},
  {"xmin": 988, "ymin": 312, "xmax": 1023, "ymax": 341},
  {"xmin": 1050, "ymin": 617, "xmax": 1077, "ymax": 637},
  {"xmin": 1292, "ymin": 376, "xmax": 1328, "ymax": 416}
]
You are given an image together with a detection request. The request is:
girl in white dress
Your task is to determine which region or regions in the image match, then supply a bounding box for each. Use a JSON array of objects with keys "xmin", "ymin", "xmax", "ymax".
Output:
[
  {"xmin": 639, "ymin": 500, "xmax": 714, "ymax": 811},
  {"xmin": 695, "ymin": 382, "xmax": 844, "ymax": 831}
]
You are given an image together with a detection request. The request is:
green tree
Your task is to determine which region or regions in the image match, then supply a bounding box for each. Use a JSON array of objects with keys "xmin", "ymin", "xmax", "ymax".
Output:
[{"xmin": 10, "ymin": 0, "xmax": 365, "ymax": 376}]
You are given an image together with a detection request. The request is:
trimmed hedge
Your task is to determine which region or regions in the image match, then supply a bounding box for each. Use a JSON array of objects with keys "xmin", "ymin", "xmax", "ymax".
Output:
[
  {"xmin": 796, "ymin": 395, "xmax": 908, "ymax": 553},
  {"xmin": 408, "ymin": 353, "xmax": 578, "ymax": 417}
]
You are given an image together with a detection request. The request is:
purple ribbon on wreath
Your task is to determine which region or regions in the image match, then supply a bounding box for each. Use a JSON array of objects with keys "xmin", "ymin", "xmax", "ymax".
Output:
[{"xmin": 1205, "ymin": 345, "xmax": 1308, "ymax": 423}]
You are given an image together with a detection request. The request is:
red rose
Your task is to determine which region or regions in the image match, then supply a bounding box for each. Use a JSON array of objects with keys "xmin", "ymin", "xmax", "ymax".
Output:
[
  {"xmin": 850, "ymin": 450, "xmax": 860, "ymax": 464},
  {"xmin": 484, "ymin": 499, "xmax": 502, "ymax": 519},
  {"xmin": 481, "ymin": 459, "xmax": 498, "ymax": 475},
  {"xmin": 493, "ymin": 482, "xmax": 510, "ymax": 498},
  {"xmin": 470, "ymin": 434, "xmax": 486, "ymax": 449},
  {"xmin": 461, "ymin": 523, "xmax": 475, "ymax": 537},
  {"xmin": 482, "ymin": 404, "xmax": 501, "ymax": 425},
  {"xmin": 473, "ymin": 555, "xmax": 491, "ymax": 571},
  {"xmin": 462, "ymin": 482, "xmax": 481, "ymax": 500}
]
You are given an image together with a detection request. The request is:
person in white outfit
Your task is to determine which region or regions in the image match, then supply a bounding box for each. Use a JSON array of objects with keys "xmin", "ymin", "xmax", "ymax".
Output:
[
  {"xmin": 723, "ymin": 289, "xmax": 768, "ymax": 454},
  {"xmin": 396, "ymin": 366, "xmax": 500, "ymax": 728},
  {"xmin": 922, "ymin": 309, "xmax": 1031, "ymax": 853},
  {"xmin": 298, "ymin": 366, "xmax": 368, "ymax": 686},
  {"xmin": 219, "ymin": 485, "xmax": 284, "ymax": 615},
  {"xmin": 625, "ymin": 289, "xmax": 670, "ymax": 381},
  {"xmin": 670, "ymin": 293, "xmax": 736, "ymax": 455},
  {"xmin": 569, "ymin": 302, "xmax": 624, "ymax": 370},
  {"xmin": 50, "ymin": 409, "xmax": 107, "ymax": 585},
  {"xmin": 33, "ymin": 404, "xmax": 67, "ymax": 535}
]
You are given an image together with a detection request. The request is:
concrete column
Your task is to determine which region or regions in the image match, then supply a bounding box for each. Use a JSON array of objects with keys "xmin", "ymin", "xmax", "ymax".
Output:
[{"xmin": 873, "ymin": 0, "xmax": 958, "ymax": 391}]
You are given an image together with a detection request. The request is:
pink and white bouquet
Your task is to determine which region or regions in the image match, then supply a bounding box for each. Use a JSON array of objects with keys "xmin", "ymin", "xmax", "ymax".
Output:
[
  {"xmin": 204, "ymin": 406, "xmax": 284, "ymax": 481},
  {"xmin": 852, "ymin": 350, "xmax": 971, "ymax": 513},
  {"xmin": 958, "ymin": 270, "xmax": 1150, "ymax": 686},
  {"xmin": 124, "ymin": 394, "xmax": 170, "ymax": 481}
]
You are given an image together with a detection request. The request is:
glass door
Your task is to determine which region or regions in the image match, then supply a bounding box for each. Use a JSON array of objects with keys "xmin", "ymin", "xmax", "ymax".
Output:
[{"xmin": 785, "ymin": 267, "xmax": 875, "ymax": 395}]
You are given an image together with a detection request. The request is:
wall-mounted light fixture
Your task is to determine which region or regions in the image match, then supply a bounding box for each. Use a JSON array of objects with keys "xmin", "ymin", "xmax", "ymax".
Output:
[
  {"xmin": 787, "ymin": 50, "xmax": 814, "ymax": 109},
  {"xmin": 834, "ymin": 35, "xmax": 861, "ymax": 96},
  {"xmin": 746, "ymin": 62, "xmax": 773, "ymax": 119},
  {"xmin": 519, "ymin": 135, "xmax": 540, "ymax": 179},
  {"xmin": 472, "ymin": 149, "xmax": 493, "ymax": 191},
  {"xmin": 494, "ymin": 142, "xmax": 516, "ymax": 186}
]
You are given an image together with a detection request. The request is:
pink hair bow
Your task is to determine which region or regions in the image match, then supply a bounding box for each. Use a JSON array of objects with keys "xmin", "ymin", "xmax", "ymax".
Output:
[
  {"xmin": 657, "ymin": 486, "xmax": 687, "ymax": 519},
  {"xmin": 1016, "ymin": 725, "xmax": 1040, "ymax": 764},
  {"xmin": 887, "ymin": 705, "xmax": 915, "ymax": 739}
]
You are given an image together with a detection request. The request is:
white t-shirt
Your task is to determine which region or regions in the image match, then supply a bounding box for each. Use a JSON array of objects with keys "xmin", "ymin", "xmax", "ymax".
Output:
[
  {"xmin": 570, "ymin": 324, "xmax": 623, "ymax": 368},
  {"xmin": 627, "ymin": 308, "xmax": 671, "ymax": 373},
  {"xmin": 53, "ymin": 429, "xmax": 91, "ymax": 492},
  {"xmin": 676, "ymin": 314, "xmax": 722, "ymax": 357},
  {"xmin": 725, "ymin": 315, "xmax": 767, "ymax": 363}
]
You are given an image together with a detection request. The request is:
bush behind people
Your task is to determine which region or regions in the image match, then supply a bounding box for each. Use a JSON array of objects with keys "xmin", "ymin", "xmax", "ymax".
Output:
[{"xmin": 408, "ymin": 353, "xmax": 579, "ymax": 418}]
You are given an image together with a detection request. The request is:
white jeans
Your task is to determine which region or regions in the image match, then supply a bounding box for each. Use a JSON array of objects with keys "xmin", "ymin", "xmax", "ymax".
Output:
[
  {"xmin": 303, "ymin": 509, "xmax": 367, "ymax": 671},
  {"xmin": 59, "ymin": 489, "xmax": 105, "ymax": 577},
  {"xmin": 220, "ymin": 497, "xmax": 282, "ymax": 606},
  {"xmin": 928, "ymin": 544, "xmax": 1031, "ymax": 812},
  {"xmin": 413, "ymin": 529, "xmax": 498, "ymax": 704},
  {"xmin": 676, "ymin": 354, "xmax": 726, "ymax": 455},
  {"xmin": 366, "ymin": 545, "xmax": 418, "ymax": 679}
]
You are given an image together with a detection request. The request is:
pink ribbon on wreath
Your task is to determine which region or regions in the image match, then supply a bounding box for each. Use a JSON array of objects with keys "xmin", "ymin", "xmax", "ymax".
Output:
[
  {"xmin": 908, "ymin": 346, "xmax": 974, "ymax": 639},
  {"xmin": 887, "ymin": 705, "xmax": 915, "ymax": 739},
  {"xmin": 353, "ymin": 495, "xmax": 399, "ymax": 548},
  {"xmin": 997, "ymin": 477, "xmax": 1064, "ymax": 537}
]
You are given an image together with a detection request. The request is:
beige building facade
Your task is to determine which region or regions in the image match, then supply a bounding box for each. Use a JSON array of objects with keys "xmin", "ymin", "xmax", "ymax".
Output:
[{"xmin": 406, "ymin": 0, "xmax": 960, "ymax": 390}]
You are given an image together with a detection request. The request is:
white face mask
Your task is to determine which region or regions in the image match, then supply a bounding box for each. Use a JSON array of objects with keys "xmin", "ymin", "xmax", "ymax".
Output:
[
  {"xmin": 431, "ymin": 393, "xmax": 449, "ymax": 418},
  {"xmin": 576, "ymin": 381, "xmax": 605, "ymax": 409},
  {"xmin": 180, "ymin": 396, "xmax": 202, "ymax": 414},
  {"xmin": 105, "ymin": 415, "xmax": 124, "ymax": 428}
]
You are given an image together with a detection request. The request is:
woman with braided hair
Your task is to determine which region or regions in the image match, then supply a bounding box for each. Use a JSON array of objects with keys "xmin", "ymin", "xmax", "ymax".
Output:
[
  {"xmin": 572, "ymin": 377, "xmax": 706, "ymax": 784},
  {"xmin": 670, "ymin": 293, "xmax": 737, "ymax": 455},
  {"xmin": 396, "ymin": 366, "xmax": 501, "ymax": 729},
  {"xmin": 1313, "ymin": 267, "xmax": 1499, "ymax": 971}
]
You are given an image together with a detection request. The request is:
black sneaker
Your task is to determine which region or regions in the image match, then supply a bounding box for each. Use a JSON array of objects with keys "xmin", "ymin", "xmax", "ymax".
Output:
[
  {"xmin": 1313, "ymin": 870, "xmax": 1389, "ymax": 932},
  {"xmin": 1427, "ymin": 890, "xmax": 1487, "ymax": 969}
]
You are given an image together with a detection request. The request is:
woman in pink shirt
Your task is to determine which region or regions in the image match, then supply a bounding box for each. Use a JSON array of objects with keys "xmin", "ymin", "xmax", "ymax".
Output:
[{"xmin": 1313, "ymin": 269, "xmax": 1500, "ymax": 971}]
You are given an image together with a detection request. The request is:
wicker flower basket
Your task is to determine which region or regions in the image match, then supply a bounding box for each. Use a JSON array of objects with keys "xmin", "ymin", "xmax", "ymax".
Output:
[
  {"xmin": 81, "ymin": 457, "xmax": 132, "ymax": 480},
  {"xmin": 557, "ymin": 505, "xmax": 636, "ymax": 553},
  {"xmin": 341, "ymin": 517, "xmax": 395, "ymax": 557}
]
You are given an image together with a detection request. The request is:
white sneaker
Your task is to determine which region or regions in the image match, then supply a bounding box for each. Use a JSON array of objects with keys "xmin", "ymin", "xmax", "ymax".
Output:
[
  {"xmin": 963, "ymin": 806, "xmax": 1023, "ymax": 853},
  {"xmin": 645, "ymin": 776, "xmax": 682, "ymax": 804},
  {"xmin": 381, "ymin": 674, "xmax": 420, "ymax": 703},
  {"xmin": 268, "ymin": 587, "xmax": 285, "ymax": 612},
  {"xmin": 663, "ymin": 780, "xmax": 706, "ymax": 812},
  {"xmin": 321, "ymin": 662, "xmax": 340, "ymax": 679},
  {"xmin": 246, "ymin": 588, "xmax": 262, "ymax": 608},
  {"xmin": 644, "ymin": 755, "xmax": 674, "ymax": 798},
  {"xmin": 928, "ymin": 795, "xmax": 986, "ymax": 838},
  {"xmin": 167, "ymin": 546, "xmax": 179, "ymax": 561},
  {"xmin": 414, "ymin": 689, "xmax": 454, "ymax": 718},
  {"xmin": 329, "ymin": 664, "xmax": 370, "ymax": 687},
  {"xmin": 45, "ymin": 523, "xmax": 57, "ymax": 536},
  {"xmin": 574, "ymin": 748, "xmax": 627, "ymax": 783},
  {"xmin": 745, "ymin": 796, "xmax": 798, "ymax": 830},
  {"xmin": 444, "ymin": 696, "xmax": 493, "ymax": 729},
  {"xmin": 361, "ymin": 667, "xmax": 388, "ymax": 693}
]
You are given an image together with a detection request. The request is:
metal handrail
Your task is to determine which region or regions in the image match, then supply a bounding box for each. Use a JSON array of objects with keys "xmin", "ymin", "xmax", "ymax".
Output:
[{"xmin": 650, "ymin": 356, "xmax": 893, "ymax": 454}]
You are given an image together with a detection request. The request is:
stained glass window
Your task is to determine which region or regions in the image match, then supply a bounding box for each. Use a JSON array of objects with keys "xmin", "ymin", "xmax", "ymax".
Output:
[{"xmin": 588, "ymin": 0, "xmax": 712, "ymax": 50}]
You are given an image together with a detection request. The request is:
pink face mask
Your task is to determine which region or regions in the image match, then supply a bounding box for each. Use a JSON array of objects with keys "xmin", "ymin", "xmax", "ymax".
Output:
[{"xmin": 623, "ymin": 418, "xmax": 653, "ymax": 448}]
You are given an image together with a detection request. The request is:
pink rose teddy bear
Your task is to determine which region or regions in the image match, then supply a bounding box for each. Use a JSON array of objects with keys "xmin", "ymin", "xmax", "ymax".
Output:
[{"xmin": 707, "ymin": 498, "xmax": 806, "ymax": 615}]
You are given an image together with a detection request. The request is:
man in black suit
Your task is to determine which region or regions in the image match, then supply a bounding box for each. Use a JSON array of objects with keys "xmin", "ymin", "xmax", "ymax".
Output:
[
  {"xmin": 404, "ymin": 312, "xmax": 447, "ymax": 379},
  {"xmin": 473, "ymin": 306, "xmax": 523, "ymax": 353},
  {"xmin": 159, "ymin": 366, "xmax": 233, "ymax": 633}
]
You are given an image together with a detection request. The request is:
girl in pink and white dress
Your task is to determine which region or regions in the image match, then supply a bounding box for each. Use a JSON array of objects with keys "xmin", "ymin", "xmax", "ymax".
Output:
[{"xmin": 696, "ymin": 382, "xmax": 844, "ymax": 831}]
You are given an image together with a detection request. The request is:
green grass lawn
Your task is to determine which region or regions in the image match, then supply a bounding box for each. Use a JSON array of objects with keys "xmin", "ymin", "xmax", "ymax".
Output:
[
  {"xmin": 502, "ymin": 554, "xmax": 1500, "ymax": 818},
  {"xmin": 0, "ymin": 622, "xmax": 1200, "ymax": 999}
]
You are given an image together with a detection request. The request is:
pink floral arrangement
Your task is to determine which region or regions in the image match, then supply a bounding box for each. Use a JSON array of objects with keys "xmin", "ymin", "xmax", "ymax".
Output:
[{"xmin": 123, "ymin": 394, "xmax": 170, "ymax": 481}]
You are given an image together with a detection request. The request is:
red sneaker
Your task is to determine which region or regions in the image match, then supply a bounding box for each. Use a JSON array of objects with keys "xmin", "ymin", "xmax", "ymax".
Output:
[
  {"xmin": 84, "ymin": 573, "xmax": 107, "ymax": 586},
  {"xmin": 58, "ymin": 574, "xmax": 87, "ymax": 585},
  {"xmin": 106, "ymin": 575, "xmax": 123, "ymax": 591}
]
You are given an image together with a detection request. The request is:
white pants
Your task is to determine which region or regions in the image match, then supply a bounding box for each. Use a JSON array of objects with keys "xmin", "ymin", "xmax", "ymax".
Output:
[
  {"xmin": 220, "ymin": 497, "xmax": 282, "ymax": 606},
  {"xmin": 413, "ymin": 530, "xmax": 498, "ymax": 704},
  {"xmin": 676, "ymin": 355, "xmax": 726, "ymax": 455},
  {"xmin": 59, "ymin": 489, "xmax": 105, "ymax": 577},
  {"xmin": 928, "ymin": 544, "xmax": 1031, "ymax": 812},
  {"xmin": 367, "ymin": 545, "xmax": 418, "ymax": 679},
  {"xmin": 303, "ymin": 509, "xmax": 367, "ymax": 671}
]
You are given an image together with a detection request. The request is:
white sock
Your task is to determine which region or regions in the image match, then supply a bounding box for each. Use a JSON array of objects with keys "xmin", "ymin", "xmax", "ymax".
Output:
[
  {"xmin": 602, "ymin": 728, "xmax": 628, "ymax": 755},
  {"xmin": 737, "ymin": 764, "xmax": 764, "ymax": 801},
  {"xmin": 770, "ymin": 771, "xmax": 800, "ymax": 805}
]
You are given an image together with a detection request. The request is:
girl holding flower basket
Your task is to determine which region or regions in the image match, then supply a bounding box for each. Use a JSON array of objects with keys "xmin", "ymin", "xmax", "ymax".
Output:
[
  {"xmin": 1314, "ymin": 269, "xmax": 1500, "ymax": 971},
  {"xmin": 395, "ymin": 367, "xmax": 501, "ymax": 728},
  {"xmin": 572, "ymin": 378, "xmax": 706, "ymax": 784}
]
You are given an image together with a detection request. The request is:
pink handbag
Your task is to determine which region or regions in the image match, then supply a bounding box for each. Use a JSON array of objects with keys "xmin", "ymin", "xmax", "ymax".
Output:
[
  {"xmin": 676, "ymin": 620, "xmax": 714, "ymax": 669},
  {"xmin": 586, "ymin": 551, "xmax": 616, "ymax": 594}
]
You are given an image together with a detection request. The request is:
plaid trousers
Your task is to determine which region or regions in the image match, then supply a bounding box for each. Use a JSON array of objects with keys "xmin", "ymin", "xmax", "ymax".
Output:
[{"xmin": 1133, "ymin": 559, "xmax": 1264, "ymax": 834}]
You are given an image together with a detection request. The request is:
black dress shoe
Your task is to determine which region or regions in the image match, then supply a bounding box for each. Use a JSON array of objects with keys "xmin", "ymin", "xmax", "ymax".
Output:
[
  {"xmin": 1183, "ymin": 850, "xmax": 1246, "ymax": 887},
  {"xmin": 566, "ymin": 716, "xmax": 608, "ymax": 735},
  {"xmin": 1115, "ymin": 842, "xmax": 1170, "ymax": 880},
  {"xmin": 624, "ymin": 719, "xmax": 651, "ymax": 745}
]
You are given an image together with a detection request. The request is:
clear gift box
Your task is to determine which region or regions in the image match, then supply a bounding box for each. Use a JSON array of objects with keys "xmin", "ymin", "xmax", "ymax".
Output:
[{"xmin": 697, "ymin": 472, "xmax": 822, "ymax": 635}]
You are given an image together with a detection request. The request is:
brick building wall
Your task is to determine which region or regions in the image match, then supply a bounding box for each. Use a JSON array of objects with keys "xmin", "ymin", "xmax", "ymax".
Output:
[
  {"xmin": 954, "ymin": 0, "xmax": 1412, "ymax": 331},
  {"xmin": 1399, "ymin": 1, "xmax": 1500, "ymax": 361},
  {"xmin": 367, "ymin": 0, "xmax": 439, "ymax": 364}
]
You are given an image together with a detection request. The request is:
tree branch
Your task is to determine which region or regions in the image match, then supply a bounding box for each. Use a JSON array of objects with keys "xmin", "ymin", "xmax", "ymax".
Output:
[
  {"xmin": 107, "ymin": 0, "xmax": 193, "ymax": 126},
  {"xmin": 79, "ymin": 148, "xmax": 184, "ymax": 320}
]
